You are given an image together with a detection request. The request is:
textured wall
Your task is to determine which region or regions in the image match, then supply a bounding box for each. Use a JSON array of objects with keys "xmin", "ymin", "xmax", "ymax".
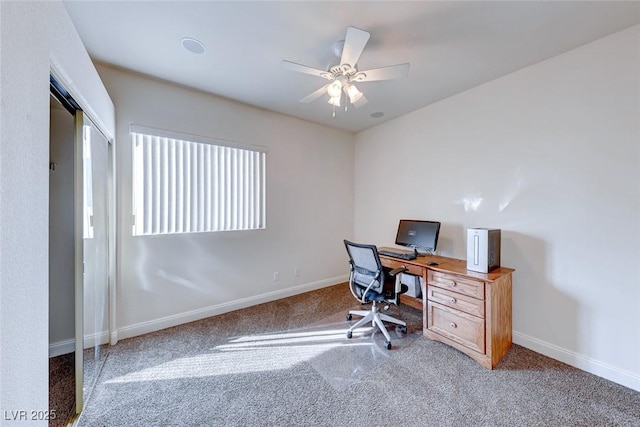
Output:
[
  {"xmin": 354, "ymin": 25, "xmax": 640, "ymax": 390},
  {"xmin": 95, "ymin": 64, "xmax": 355, "ymax": 340},
  {"xmin": 0, "ymin": 2, "xmax": 114, "ymax": 420}
]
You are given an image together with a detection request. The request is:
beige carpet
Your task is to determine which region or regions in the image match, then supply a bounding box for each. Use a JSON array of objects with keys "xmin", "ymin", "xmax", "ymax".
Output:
[{"xmin": 76, "ymin": 283, "xmax": 640, "ymax": 426}]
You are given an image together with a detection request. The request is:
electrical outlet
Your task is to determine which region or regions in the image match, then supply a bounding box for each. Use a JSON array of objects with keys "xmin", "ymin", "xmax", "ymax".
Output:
[
  {"xmin": 273, "ymin": 272, "xmax": 279, "ymax": 281},
  {"xmin": 294, "ymin": 267, "xmax": 301, "ymax": 277}
]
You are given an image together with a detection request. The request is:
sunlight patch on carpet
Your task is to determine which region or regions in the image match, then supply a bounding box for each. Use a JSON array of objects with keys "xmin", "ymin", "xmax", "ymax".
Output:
[
  {"xmin": 104, "ymin": 310, "xmax": 417, "ymax": 387},
  {"xmin": 105, "ymin": 327, "xmax": 373, "ymax": 383}
]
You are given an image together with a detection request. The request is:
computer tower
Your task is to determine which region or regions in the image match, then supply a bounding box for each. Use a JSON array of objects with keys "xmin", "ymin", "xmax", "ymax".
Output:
[
  {"xmin": 466, "ymin": 228, "xmax": 501, "ymax": 273},
  {"xmin": 401, "ymin": 273, "xmax": 422, "ymax": 299}
]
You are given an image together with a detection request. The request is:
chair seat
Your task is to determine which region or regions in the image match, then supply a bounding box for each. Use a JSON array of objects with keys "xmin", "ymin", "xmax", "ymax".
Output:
[
  {"xmin": 359, "ymin": 284, "xmax": 409, "ymax": 303},
  {"xmin": 363, "ymin": 290, "xmax": 387, "ymax": 302}
]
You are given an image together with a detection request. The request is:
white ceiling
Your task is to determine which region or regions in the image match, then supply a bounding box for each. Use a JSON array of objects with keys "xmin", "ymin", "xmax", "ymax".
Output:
[{"xmin": 64, "ymin": 1, "xmax": 640, "ymax": 133}]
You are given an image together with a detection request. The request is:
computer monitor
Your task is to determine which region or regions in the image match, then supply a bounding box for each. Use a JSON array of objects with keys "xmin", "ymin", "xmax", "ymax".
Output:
[{"xmin": 395, "ymin": 219, "xmax": 441, "ymax": 254}]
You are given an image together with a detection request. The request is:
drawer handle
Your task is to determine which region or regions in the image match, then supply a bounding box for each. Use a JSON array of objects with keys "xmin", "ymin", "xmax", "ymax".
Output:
[
  {"xmin": 450, "ymin": 322, "xmax": 457, "ymax": 328},
  {"xmin": 450, "ymin": 297, "xmax": 456, "ymax": 304}
]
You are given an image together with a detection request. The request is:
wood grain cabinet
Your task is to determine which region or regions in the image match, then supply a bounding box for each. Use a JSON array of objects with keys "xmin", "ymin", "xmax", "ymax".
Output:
[
  {"xmin": 425, "ymin": 268, "xmax": 513, "ymax": 369},
  {"xmin": 379, "ymin": 249, "xmax": 514, "ymax": 369}
]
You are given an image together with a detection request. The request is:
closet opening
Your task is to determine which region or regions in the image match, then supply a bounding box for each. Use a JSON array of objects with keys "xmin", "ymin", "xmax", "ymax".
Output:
[{"xmin": 49, "ymin": 73, "xmax": 111, "ymax": 426}]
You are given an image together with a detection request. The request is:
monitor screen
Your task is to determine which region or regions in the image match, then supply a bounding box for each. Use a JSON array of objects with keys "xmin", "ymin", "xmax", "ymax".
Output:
[{"xmin": 395, "ymin": 219, "xmax": 441, "ymax": 253}]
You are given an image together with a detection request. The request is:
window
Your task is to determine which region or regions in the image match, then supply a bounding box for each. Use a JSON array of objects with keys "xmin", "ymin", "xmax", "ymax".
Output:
[{"xmin": 131, "ymin": 125, "xmax": 266, "ymax": 235}]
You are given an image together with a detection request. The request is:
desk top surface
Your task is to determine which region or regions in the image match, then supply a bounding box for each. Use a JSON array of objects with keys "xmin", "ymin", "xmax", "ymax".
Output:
[{"xmin": 378, "ymin": 246, "xmax": 515, "ymax": 282}]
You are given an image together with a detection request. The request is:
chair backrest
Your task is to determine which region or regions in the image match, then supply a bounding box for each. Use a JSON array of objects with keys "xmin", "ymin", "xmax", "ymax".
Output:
[{"xmin": 343, "ymin": 240, "xmax": 384, "ymax": 294}]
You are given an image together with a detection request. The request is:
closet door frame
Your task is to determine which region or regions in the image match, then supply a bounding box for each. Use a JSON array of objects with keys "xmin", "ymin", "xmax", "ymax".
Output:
[{"xmin": 50, "ymin": 70, "xmax": 116, "ymax": 417}]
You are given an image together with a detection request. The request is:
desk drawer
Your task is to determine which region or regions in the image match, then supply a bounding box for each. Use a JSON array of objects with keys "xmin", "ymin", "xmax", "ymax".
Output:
[
  {"xmin": 428, "ymin": 301, "xmax": 485, "ymax": 354},
  {"xmin": 382, "ymin": 258, "xmax": 424, "ymax": 277},
  {"xmin": 428, "ymin": 271, "xmax": 485, "ymax": 300},
  {"xmin": 427, "ymin": 285, "xmax": 484, "ymax": 318}
]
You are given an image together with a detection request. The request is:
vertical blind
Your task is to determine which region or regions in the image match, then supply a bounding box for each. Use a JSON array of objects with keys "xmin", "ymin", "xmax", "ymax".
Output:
[{"xmin": 131, "ymin": 125, "xmax": 266, "ymax": 235}]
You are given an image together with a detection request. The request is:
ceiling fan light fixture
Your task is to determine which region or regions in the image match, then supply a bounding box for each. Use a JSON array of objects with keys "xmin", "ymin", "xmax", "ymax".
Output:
[
  {"xmin": 282, "ymin": 26, "xmax": 409, "ymax": 117},
  {"xmin": 327, "ymin": 80, "xmax": 342, "ymax": 98},
  {"xmin": 328, "ymin": 95, "xmax": 341, "ymax": 107},
  {"xmin": 345, "ymin": 84, "xmax": 363, "ymax": 104}
]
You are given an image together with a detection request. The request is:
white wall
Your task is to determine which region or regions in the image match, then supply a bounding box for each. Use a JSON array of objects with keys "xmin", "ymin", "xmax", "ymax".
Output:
[
  {"xmin": 94, "ymin": 65, "xmax": 355, "ymax": 340},
  {"xmin": 0, "ymin": 2, "xmax": 114, "ymax": 422},
  {"xmin": 354, "ymin": 25, "xmax": 640, "ymax": 390}
]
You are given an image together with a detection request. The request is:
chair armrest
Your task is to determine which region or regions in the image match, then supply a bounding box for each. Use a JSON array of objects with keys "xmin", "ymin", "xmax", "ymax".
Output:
[{"xmin": 389, "ymin": 267, "xmax": 408, "ymax": 276}]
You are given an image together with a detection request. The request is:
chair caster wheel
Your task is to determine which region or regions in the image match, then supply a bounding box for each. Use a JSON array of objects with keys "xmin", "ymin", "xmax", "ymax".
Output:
[
  {"xmin": 385, "ymin": 341, "xmax": 392, "ymax": 350},
  {"xmin": 346, "ymin": 313, "xmax": 352, "ymax": 321},
  {"xmin": 396, "ymin": 325, "xmax": 408, "ymax": 335},
  {"xmin": 347, "ymin": 331, "xmax": 353, "ymax": 339}
]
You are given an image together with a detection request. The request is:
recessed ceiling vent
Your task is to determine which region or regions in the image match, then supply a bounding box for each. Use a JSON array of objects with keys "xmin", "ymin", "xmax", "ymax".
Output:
[{"xmin": 181, "ymin": 37, "xmax": 206, "ymax": 54}]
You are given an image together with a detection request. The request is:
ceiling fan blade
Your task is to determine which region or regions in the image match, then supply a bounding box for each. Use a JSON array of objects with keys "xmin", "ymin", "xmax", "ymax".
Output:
[
  {"xmin": 300, "ymin": 85, "xmax": 329, "ymax": 103},
  {"xmin": 355, "ymin": 63, "xmax": 410, "ymax": 82},
  {"xmin": 340, "ymin": 27, "xmax": 370, "ymax": 68},
  {"xmin": 281, "ymin": 60, "xmax": 331, "ymax": 79}
]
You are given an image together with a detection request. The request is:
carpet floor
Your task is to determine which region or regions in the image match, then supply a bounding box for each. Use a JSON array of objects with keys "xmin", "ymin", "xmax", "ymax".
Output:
[
  {"xmin": 49, "ymin": 352, "xmax": 75, "ymax": 427},
  {"xmin": 76, "ymin": 283, "xmax": 640, "ymax": 426}
]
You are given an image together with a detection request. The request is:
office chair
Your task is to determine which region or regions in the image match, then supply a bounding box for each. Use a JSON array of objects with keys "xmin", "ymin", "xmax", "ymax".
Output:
[{"xmin": 343, "ymin": 240, "xmax": 409, "ymax": 350}]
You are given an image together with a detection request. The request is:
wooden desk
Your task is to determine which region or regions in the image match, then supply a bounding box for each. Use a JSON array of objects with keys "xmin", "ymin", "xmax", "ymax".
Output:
[{"xmin": 379, "ymin": 247, "xmax": 515, "ymax": 369}]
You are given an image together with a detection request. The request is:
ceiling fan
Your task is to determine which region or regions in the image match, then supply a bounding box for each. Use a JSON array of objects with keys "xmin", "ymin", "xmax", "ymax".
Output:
[{"xmin": 282, "ymin": 26, "xmax": 410, "ymax": 116}]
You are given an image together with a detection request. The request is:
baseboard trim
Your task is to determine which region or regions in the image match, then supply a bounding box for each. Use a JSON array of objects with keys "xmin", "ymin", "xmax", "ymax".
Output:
[
  {"xmin": 110, "ymin": 330, "xmax": 119, "ymax": 346},
  {"xmin": 513, "ymin": 331, "xmax": 640, "ymax": 392},
  {"xmin": 49, "ymin": 338, "xmax": 75, "ymax": 358},
  {"xmin": 49, "ymin": 331, "xmax": 110, "ymax": 358},
  {"xmin": 84, "ymin": 331, "xmax": 110, "ymax": 350},
  {"xmin": 117, "ymin": 275, "xmax": 348, "ymax": 342}
]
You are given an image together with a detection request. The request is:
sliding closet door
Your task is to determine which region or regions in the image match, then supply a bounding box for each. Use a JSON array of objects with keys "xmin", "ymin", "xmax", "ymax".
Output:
[{"xmin": 75, "ymin": 111, "xmax": 110, "ymax": 412}]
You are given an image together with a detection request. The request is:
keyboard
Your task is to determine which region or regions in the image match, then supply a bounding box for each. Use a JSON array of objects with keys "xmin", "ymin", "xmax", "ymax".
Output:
[{"xmin": 378, "ymin": 249, "xmax": 417, "ymax": 260}]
